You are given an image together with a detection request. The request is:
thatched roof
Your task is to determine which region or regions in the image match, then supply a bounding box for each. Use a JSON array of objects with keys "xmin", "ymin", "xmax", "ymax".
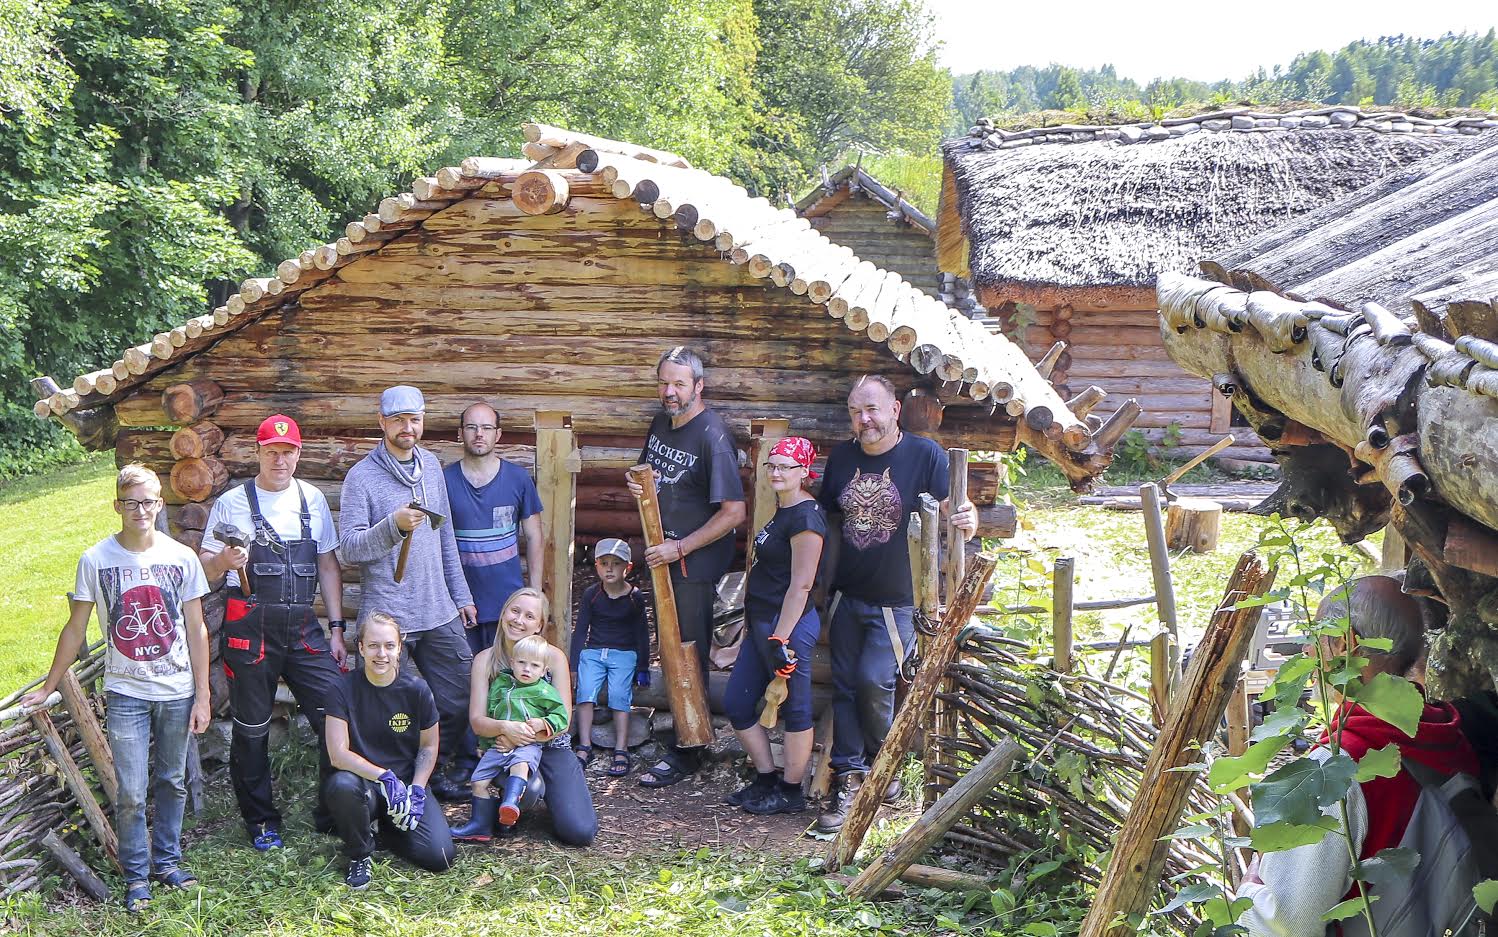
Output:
[
  {"xmin": 795, "ymin": 165, "xmax": 935, "ymax": 236},
  {"xmin": 1205, "ymin": 132, "xmax": 1498, "ymax": 320},
  {"xmin": 942, "ymin": 107, "xmax": 1496, "ymax": 307}
]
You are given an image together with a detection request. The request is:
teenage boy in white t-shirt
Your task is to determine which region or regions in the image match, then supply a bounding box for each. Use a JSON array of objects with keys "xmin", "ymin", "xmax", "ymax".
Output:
[{"xmin": 23, "ymin": 464, "xmax": 210, "ymax": 913}]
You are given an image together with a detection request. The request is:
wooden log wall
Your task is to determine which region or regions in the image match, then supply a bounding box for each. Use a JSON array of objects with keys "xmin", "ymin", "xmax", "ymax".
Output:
[
  {"xmin": 986, "ymin": 299, "xmax": 1270, "ymax": 464},
  {"xmin": 804, "ymin": 193, "xmax": 940, "ymax": 299}
]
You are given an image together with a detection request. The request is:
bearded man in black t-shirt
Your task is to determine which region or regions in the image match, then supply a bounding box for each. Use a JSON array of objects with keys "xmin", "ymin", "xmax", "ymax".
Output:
[
  {"xmin": 625, "ymin": 346, "xmax": 747, "ymax": 788},
  {"xmin": 813, "ymin": 375, "xmax": 976, "ymax": 833}
]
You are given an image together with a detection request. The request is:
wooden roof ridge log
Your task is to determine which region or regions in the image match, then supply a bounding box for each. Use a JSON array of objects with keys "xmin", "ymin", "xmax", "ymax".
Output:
[
  {"xmin": 794, "ymin": 164, "xmax": 936, "ymax": 236},
  {"xmin": 525, "ymin": 123, "xmax": 691, "ymax": 169}
]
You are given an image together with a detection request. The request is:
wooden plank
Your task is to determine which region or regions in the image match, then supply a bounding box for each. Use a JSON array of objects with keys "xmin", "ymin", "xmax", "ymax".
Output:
[
  {"xmin": 57, "ymin": 671, "xmax": 116, "ymax": 806},
  {"xmin": 847, "ymin": 737, "xmax": 1024, "ymax": 899},
  {"xmin": 535, "ymin": 411, "xmax": 580, "ymax": 655},
  {"xmin": 1078, "ymin": 552, "xmax": 1274, "ymax": 937},
  {"xmin": 1052, "ymin": 558, "xmax": 1074, "ymax": 674},
  {"xmin": 31, "ymin": 710, "xmax": 119, "ymax": 867},
  {"xmin": 745, "ymin": 419, "xmax": 790, "ymax": 570},
  {"xmin": 826, "ymin": 553, "xmax": 999, "ymax": 868}
]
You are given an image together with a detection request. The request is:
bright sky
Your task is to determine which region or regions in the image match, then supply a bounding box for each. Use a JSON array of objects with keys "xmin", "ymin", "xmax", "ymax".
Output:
[{"xmin": 928, "ymin": 0, "xmax": 1496, "ymax": 83}]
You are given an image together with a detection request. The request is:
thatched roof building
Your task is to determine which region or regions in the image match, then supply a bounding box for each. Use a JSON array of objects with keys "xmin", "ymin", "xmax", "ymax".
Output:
[
  {"xmin": 938, "ymin": 107, "xmax": 1497, "ymax": 466},
  {"xmin": 1157, "ymin": 134, "xmax": 1498, "ymax": 696}
]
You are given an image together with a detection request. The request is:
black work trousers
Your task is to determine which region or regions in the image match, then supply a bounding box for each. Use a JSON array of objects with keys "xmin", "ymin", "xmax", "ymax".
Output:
[
  {"xmin": 400, "ymin": 616, "xmax": 477, "ymax": 774},
  {"xmin": 224, "ymin": 602, "xmax": 341, "ymax": 831},
  {"xmin": 323, "ymin": 771, "xmax": 455, "ymax": 870}
]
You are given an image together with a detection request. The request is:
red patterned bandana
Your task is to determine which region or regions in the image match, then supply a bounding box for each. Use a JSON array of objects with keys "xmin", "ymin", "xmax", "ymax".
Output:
[{"xmin": 769, "ymin": 436, "xmax": 819, "ymax": 478}]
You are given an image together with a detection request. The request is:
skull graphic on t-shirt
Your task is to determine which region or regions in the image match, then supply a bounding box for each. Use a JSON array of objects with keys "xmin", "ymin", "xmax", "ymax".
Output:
[{"xmin": 838, "ymin": 468, "xmax": 902, "ymax": 550}]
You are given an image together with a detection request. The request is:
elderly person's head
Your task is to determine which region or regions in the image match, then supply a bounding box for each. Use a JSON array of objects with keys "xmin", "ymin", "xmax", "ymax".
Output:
[{"xmin": 1314, "ymin": 575, "xmax": 1425, "ymax": 681}]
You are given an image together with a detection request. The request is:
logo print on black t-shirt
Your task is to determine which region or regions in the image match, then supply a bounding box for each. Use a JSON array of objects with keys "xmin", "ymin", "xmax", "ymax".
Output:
[
  {"xmin": 389, "ymin": 712, "xmax": 411, "ymax": 733},
  {"xmin": 839, "ymin": 468, "xmax": 902, "ymax": 550}
]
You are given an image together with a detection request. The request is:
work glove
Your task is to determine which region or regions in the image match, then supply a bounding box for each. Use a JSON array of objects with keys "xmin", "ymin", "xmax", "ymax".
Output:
[
  {"xmin": 398, "ymin": 784, "xmax": 427, "ymax": 832},
  {"xmin": 635, "ymin": 671, "xmax": 651, "ymax": 688},
  {"xmin": 377, "ymin": 770, "xmax": 409, "ymax": 820},
  {"xmin": 765, "ymin": 635, "xmax": 797, "ymax": 677}
]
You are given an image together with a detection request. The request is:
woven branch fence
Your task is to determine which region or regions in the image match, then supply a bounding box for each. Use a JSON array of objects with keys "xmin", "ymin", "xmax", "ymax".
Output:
[{"xmin": 925, "ymin": 627, "xmax": 1223, "ymax": 894}]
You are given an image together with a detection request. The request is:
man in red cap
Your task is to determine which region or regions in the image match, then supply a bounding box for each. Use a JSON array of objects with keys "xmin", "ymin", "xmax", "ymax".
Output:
[{"xmin": 200, "ymin": 414, "xmax": 347, "ymax": 851}]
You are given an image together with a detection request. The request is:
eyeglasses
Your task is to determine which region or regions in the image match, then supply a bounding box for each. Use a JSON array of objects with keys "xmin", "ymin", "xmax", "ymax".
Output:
[
  {"xmin": 762, "ymin": 462, "xmax": 803, "ymax": 474},
  {"xmin": 461, "ymin": 424, "xmax": 498, "ymax": 433},
  {"xmin": 116, "ymin": 498, "xmax": 161, "ymax": 512}
]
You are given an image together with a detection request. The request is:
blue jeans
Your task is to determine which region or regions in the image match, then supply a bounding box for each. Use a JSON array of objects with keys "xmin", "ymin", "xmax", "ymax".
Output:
[
  {"xmin": 106, "ymin": 691, "xmax": 194, "ymax": 883},
  {"xmin": 827, "ymin": 594, "xmax": 914, "ymax": 774}
]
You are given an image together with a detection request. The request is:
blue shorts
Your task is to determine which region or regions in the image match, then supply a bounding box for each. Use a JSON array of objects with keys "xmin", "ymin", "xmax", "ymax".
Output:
[
  {"xmin": 472, "ymin": 742, "xmax": 543, "ymax": 782},
  {"xmin": 575, "ymin": 647, "xmax": 638, "ymax": 711}
]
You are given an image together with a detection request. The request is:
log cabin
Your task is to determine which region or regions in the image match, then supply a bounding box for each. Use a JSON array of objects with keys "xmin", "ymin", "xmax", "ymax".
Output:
[
  {"xmin": 938, "ymin": 106, "xmax": 1498, "ymax": 467},
  {"xmin": 35, "ymin": 124, "xmax": 1126, "ymax": 709},
  {"xmin": 1157, "ymin": 131, "xmax": 1498, "ymax": 696}
]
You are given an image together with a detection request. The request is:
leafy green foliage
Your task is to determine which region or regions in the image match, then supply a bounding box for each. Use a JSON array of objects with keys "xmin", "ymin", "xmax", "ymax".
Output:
[
  {"xmin": 1356, "ymin": 672, "xmax": 1425, "ymax": 738},
  {"xmin": 1474, "ymin": 879, "xmax": 1498, "ymax": 915}
]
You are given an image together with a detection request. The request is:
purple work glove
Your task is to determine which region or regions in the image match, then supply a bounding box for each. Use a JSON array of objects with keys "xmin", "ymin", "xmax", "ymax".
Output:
[
  {"xmin": 635, "ymin": 671, "xmax": 651, "ymax": 688},
  {"xmin": 401, "ymin": 784, "xmax": 426, "ymax": 831},
  {"xmin": 377, "ymin": 770, "xmax": 409, "ymax": 819}
]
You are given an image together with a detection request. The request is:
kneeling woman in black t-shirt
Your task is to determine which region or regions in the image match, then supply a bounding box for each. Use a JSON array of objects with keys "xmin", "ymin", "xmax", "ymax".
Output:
[
  {"xmin": 324, "ymin": 612, "xmax": 455, "ymax": 890},
  {"xmin": 723, "ymin": 437, "xmax": 827, "ymax": 815}
]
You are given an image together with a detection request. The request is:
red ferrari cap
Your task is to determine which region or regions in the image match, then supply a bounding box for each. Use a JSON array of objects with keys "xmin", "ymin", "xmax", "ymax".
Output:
[{"xmin": 257, "ymin": 414, "xmax": 302, "ymax": 448}]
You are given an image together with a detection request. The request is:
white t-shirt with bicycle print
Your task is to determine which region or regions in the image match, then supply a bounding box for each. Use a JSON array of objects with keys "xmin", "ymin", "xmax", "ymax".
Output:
[{"xmin": 74, "ymin": 533, "xmax": 209, "ymax": 701}]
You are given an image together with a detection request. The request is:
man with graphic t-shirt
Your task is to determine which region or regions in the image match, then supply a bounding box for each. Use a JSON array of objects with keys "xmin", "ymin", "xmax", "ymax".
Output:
[
  {"xmin": 199, "ymin": 414, "xmax": 345, "ymax": 850},
  {"xmin": 813, "ymin": 375, "xmax": 976, "ymax": 834},
  {"xmin": 443, "ymin": 401, "xmax": 544, "ymax": 654},
  {"xmin": 23, "ymin": 464, "xmax": 211, "ymax": 913},
  {"xmin": 626, "ymin": 346, "xmax": 747, "ymax": 788}
]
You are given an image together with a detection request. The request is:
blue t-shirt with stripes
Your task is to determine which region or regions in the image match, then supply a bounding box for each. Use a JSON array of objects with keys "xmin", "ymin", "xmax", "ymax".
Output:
[{"xmin": 443, "ymin": 459, "xmax": 543, "ymax": 623}]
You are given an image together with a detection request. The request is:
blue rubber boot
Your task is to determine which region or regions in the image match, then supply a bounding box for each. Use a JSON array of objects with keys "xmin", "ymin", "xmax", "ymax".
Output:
[
  {"xmin": 497, "ymin": 775, "xmax": 529, "ymax": 827},
  {"xmin": 452, "ymin": 796, "xmax": 497, "ymax": 842}
]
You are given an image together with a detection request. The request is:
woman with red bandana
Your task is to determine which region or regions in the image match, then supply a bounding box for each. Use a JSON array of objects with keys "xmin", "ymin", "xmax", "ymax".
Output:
[{"xmin": 722, "ymin": 437, "xmax": 827, "ymax": 815}]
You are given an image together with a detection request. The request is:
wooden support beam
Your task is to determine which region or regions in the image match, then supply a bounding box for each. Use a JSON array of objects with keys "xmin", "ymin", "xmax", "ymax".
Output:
[
  {"xmin": 1052, "ymin": 557, "xmax": 1075, "ymax": 674},
  {"xmin": 847, "ymin": 737, "xmax": 1024, "ymax": 899},
  {"xmin": 511, "ymin": 169, "xmax": 572, "ymax": 215},
  {"xmin": 31, "ymin": 709, "xmax": 119, "ymax": 868},
  {"xmin": 826, "ymin": 552, "xmax": 999, "ymax": 869},
  {"xmin": 916, "ymin": 494, "xmax": 941, "ymax": 619},
  {"xmin": 57, "ymin": 671, "xmax": 116, "ymax": 806},
  {"xmin": 745, "ymin": 418, "xmax": 790, "ymax": 571},
  {"xmin": 1078, "ymin": 551, "xmax": 1274, "ymax": 937},
  {"xmin": 535, "ymin": 411, "xmax": 581, "ymax": 656},
  {"xmin": 628, "ymin": 465, "xmax": 714, "ymax": 748},
  {"xmin": 897, "ymin": 864, "xmax": 993, "ymax": 893},
  {"xmin": 41, "ymin": 831, "xmax": 109, "ymax": 902},
  {"xmin": 943, "ymin": 449, "xmax": 969, "ymax": 602}
]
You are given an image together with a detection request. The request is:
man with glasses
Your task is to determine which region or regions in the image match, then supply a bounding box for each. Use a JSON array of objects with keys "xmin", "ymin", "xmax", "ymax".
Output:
[
  {"xmin": 443, "ymin": 401, "xmax": 544, "ymax": 654},
  {"xmin": 23, "ymin": 464, "xmax": 211, "ymax": 913},
  {"xmin": 199, "ymin": 414, "xmax": 345, "ymax": 851}
]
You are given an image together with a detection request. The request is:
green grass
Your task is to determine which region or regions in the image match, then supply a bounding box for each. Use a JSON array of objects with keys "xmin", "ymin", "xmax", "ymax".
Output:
[{"xmin": 0, "ymin": 455, "xmax": 117, "ymax": 696}]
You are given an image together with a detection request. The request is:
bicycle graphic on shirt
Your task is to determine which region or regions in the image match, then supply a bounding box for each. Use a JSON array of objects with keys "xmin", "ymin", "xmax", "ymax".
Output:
[{"xmin": 114, "ymin": 599, "xmax": 176, "ymax": 641}]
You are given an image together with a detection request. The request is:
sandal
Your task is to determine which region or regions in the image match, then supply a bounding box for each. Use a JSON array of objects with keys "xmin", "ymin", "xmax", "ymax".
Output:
[
  {"xmin": 152, "ymin": 867, "xmax": 199, "ymax": 890},
  {"xmin": 575, "ymin": 744, "xmax": 594, "ymax": 767},
  {"xmin": 638, "ymin": 757, "xmax": 691, "ymax": 788},
  {"xmin": 607, "ymin": 750, "xmax": 631, "ymax": 777},
  {"xmin": 124, "ymin": 881, "xmax": 151, "ymax": 913}
]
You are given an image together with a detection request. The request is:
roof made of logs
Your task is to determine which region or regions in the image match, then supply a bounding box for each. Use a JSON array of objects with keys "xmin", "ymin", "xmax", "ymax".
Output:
[
  {"xmin": 794, "ymin": 165, "xmax": 935, "ymax": 236},
  {"xmin": 940, "ymin": 107, "xmax": 1498, "ymax": 304},
  {"xmin": 40, "ymin": 124, "xmax": 1120, "ymax": 483}
]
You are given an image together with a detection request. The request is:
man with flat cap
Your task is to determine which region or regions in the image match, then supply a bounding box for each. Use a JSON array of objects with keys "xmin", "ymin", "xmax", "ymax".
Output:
[
  {"xmin": 200, "ymin": 414, "xmax": 345, "ymax": 850},
  {"xmin": 338, "ymin": 386, "xmax": 477, "ymax": 802}
]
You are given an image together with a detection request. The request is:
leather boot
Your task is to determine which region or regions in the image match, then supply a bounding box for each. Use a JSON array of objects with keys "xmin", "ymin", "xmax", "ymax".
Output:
[
  {"xmin": 883, "ymin": 778, "xmax": 903, "ymax": 805},
  {"xmin": 815, "ymin": 771, "xmax": 864, "ymax": 834},
  {"xmin": 452, "ymin": 796, "xmax": 497, "ymax": 842},
  {"xmin": 497, "ymin": 774, "xmax": 529, "ymax": 827}
]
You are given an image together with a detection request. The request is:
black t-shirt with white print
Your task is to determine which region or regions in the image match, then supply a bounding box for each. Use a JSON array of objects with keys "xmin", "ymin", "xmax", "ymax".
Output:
[
  {"xmin": 639, "ymin": 408, "xmax": 745, "ymax": 583},
  {"xmin": 325, "ymin": 667, "xmax": 438, "ymax": 782},
  {"xmin": 745, "ymin": 499, "xmax": 827, "ymax": 622}
]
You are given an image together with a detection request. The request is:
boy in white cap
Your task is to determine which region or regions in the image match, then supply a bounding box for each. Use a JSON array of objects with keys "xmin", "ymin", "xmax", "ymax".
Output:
[{"xmin": 569, "ymin": 538, "xmax": 650, "ymax": 777}]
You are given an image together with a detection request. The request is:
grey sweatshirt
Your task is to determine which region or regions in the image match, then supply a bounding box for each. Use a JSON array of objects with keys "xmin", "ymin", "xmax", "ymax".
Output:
[{"xmin": 338, "ymin": 446, "xmax": 473, "ymax": 633}]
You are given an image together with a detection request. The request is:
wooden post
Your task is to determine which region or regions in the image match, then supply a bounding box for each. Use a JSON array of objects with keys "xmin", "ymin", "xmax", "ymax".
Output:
[
  {"xmin": 1380, "ymin": 525, "xmax": 1408, "ymax": 571},
  {"xmin": 808, "ymin": 707, "xmax": 836, "ymax": 798},
  {"xmin": 917, "ymin": 494, "xmax": 940, "ymax": 619},
  {"xmin": 827, "ymin": 552, "xmax": 999, "ymax": 869},
  {"xmin": 535, "ymin": 411, "xmax": 581, "ymax": 655},
  {"xmin": 1225, "ymin": 672, "xmax": 1253, "ymax": 844},
  {"xmin": 745, "ymin": 418, "xmax": 790, "ymax": 571},
  {"xmin": 943, "ymin": 449, "xmax": 969, "ymax": 603},
  {"xmin": 185, "ymin": 733, "xmax": 206, "ymax": 816},
  {"xmin": 898, "ymin": 864, "xmax": 993, "ymax": 893},
  {"xmin": 847, "ymin": 737, "xmax": 1023, "ymax": 899},
  {"xmin": 1052, "ymin": 557, "xmax": 1075, "ymax": 674},
  {"xmin": 57, "ymin": 671, "xmax": 116, "ymax": 806},
  {"xmin": 31, "ymin": 709, "xmax": 119, "ymax": 867},
  {"xmin": 628, "ymin": 465, "xmax": 714, "ymax": 748},
  {"xmin": 1149, "ymin": 630, "xmax": 1173, "ymax": 726},
  {"xmin": 1140, "ymin": 483, "xmax": 1181, "ymax": 689},
  {"xmin": 1077, "ymin": 551, "xmax": 1275, "ymax": 937},
  {"xmin": 1166, "ymin": 498, "xmax": 1223, "ymax": 553},
  {"xmin": 41, "ymin": 831, "xmax": 109, "ymax": 902}
]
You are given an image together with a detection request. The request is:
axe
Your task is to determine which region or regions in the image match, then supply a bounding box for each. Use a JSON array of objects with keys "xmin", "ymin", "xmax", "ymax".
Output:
[
  {"xmin": 393, "ymin": 501, "xmax": 447, "ymax": 583},
  {"xmin": 1157, "ymin": 434, "xmax": 1236, "ymax": 502},
  {"xmin": 213, "ymin": 523, "xmax": 252, "ymax": 598}
]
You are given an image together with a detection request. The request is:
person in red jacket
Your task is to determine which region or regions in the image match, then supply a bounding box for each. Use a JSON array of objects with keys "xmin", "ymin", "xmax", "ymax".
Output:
[{"xmin": 1238, "ymin": 575, "xmax": 1480, "ymax": 937}]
